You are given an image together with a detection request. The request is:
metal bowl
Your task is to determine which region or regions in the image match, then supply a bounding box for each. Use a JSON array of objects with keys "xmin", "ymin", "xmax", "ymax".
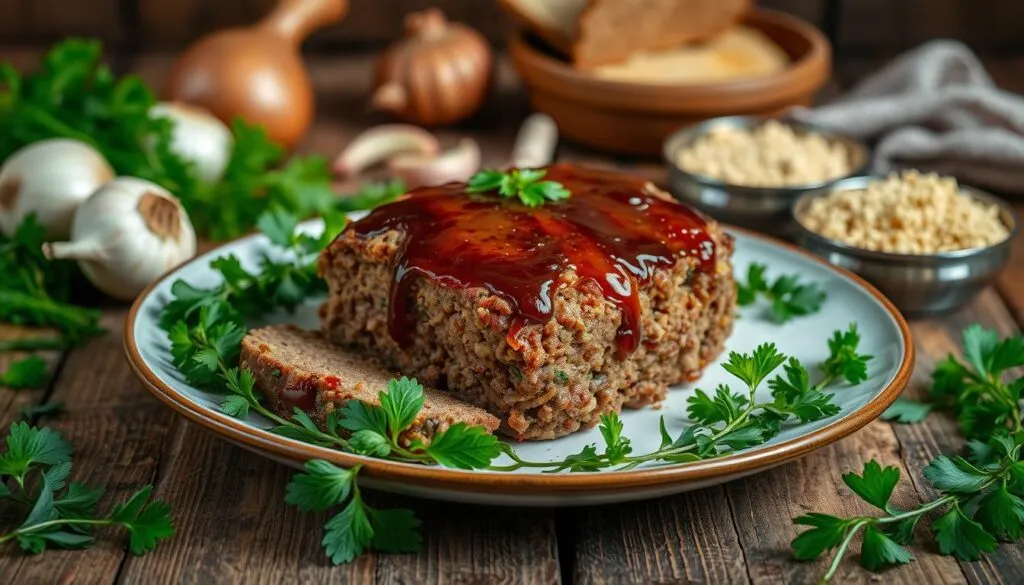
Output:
[
  {"xmin": 791, "ymin": 176, "xmax": 1020, "ymax": 316},
  {"xmin": 663, "ymin": 115, "xmax": 870, "ymax": 236}
]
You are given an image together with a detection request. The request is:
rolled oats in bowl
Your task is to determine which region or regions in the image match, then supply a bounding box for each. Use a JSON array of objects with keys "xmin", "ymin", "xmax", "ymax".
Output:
[
  {"xmin": 797, "ymin": 171, "xmax": 1011, "ymax": 254},
  {"xmin": 675, "ymin": 119, "xmax": 854, "ymax": 187}
]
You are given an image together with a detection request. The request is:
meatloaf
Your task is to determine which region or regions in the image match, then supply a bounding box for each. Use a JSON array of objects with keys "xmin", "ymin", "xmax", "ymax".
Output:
[
  {"xmin": 240, "ymin": 325, "xmax": 500, "ymax": 444},
  {"xmin": 319, "ymin": 163, "xmax": 736, "ymax": 440}
]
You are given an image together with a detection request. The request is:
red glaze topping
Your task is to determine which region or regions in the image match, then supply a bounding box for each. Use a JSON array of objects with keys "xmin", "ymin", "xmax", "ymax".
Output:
[{"xmin": 345, "ymin": 164, "xmax": 716, "ymax": 355}]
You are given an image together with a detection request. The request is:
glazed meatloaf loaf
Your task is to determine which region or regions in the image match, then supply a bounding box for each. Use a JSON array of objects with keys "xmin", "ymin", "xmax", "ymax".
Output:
[{"xmin": 319, "ymin": 163, "xmax": 736, "ymax": 440}]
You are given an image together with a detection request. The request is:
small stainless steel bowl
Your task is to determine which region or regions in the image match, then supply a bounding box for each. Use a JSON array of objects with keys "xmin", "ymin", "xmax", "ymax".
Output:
[
  {"xmin": 792, "ymin": 176, "xmax": 1020, "ymax": 316},
  {"xmin": 663, "ymin": 115, "xmax": 870, "ymax": 236}
]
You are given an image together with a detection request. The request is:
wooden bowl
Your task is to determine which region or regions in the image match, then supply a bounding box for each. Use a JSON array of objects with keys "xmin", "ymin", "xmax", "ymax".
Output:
[{"xmin": 508, "ymin": 9, "xmax": 831, "ymax": 156}]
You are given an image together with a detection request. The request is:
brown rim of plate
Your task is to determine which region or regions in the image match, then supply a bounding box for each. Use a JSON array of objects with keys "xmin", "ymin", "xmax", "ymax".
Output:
[
  {"xmin": 124, "ymin": 224, "xmax": 914, "ymax": 496},
  {"xmin": 508, "ymin": 8, "xmax": 831, "ymax": 115}
]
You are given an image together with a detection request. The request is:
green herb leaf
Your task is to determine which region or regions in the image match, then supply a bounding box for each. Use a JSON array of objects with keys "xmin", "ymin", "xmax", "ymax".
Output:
[
  {"xmin": 338, "ymin": 401, "xmax": 388, "ymax": 435},
  {"xmin": 109, "ymin": 485, "xmax": 175, "ymax": 555},
  {"xmin": 736, "ymin": 263, "xmax": 826, "ymax": 323},
  {"xmin": 0, "ymin": 356, "xmax": 50, "ymax": 389},
  {"xmin": 822, "ymin": 324, "xmax": 873, "ymax": 385},
  {"xmin": 860, "ymin": 525, "xmax": 913, "ymax": 570},
  {"xmin": 881, "ymin": 398, "xmax": 932, "ymax": 424},
  {"xmin": 975, "ymin": 485, "xmax": 1024, "ymax": 539},
  {"xmin": 285, "ymin": 460, "xmax": 357, "ymax": 513},
  {"xmin": 349, "ymin": 430, "xmax": 392, "ymax": 458},
  {"xmin": 791, "ymin": 513, "xmax": 852, "ymax": 560},
  {"xmin": 379, "ymin": 377, "xmax": 425, "ymax": 440},
  {"xmin": 322, "ymin": 496, "xmax": 374, "ymax": 565},
  {"xmin": 923, "ymin": 456, "xmax": 991, "ymax": 494},
  {"xmin": 721, "ymin": 343, "xmax": 787, "ymax": 391},
  {"xmin": 20, "ymin": 400, "xmax": 66, "ymax": 421},
  {"xmin": 933, "ymin": 506, "xmax": 997, "ymax": 561},
  {"xmin": 842, "ymin": 460, "xmax": 900, "ymax": 512},
  {"xmin": 466, "ymin": 168, "xmax": 571, "ymax": 207},
  {"xmin": 424, "ymin": 423, "xmax": 502, "ymax": 470},
  {"xmin": 368, "ymin": 507, "xmax": 422, "ymax": 553}
]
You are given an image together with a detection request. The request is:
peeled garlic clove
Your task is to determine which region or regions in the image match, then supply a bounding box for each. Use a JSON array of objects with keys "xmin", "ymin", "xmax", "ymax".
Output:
[
  {"xmin": 150, "ymin": 102, "xmax": 233, "ymax": 183},
  {"xmin": 332, "ymin": 124, "xmax": 440, "ymax": 177},
  {"xmin": 0, "ymin": 138, "xmax": 114, "ymax": 239},
  {"xmin": 387, "ymin": 138, "xmax": 481, "ymax": 189},
  {"xmin": 43, "ymin": 177, "xmax": 197, "ymax": 302}
]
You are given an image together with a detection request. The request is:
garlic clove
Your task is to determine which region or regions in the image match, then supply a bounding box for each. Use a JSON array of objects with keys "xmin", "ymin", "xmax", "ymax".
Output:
[
  {"xmin": 387, "ymin": 138, "xmax": 481, "ymax": 189},
  {"xmin": 150, "ymin": 102, "xmax": 234, "ymax": 184},
  {"xmin": 332, "ymin": 124, "xmax": 440, "ymax": 177},
  {"xmin": 44, "ymin": 177, "xmax": 197, "ymax": 302},
  {"xmin": 0, "ymin": 139, "xmax": 114, "ymax": 239}
]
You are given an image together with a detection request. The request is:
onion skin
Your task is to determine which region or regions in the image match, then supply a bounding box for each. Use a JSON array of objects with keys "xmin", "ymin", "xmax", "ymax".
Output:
[
  {"xmin": 165, "ymin": 0, "xmax": 349, "ymax": 149},
  {"xmin": 388, "ymin": 138, "xmax": 481, "ymax": 189},
  {"xmin": 332, "ymin": 124, "xmax": 440, "ymax": 177},
  {"xmin": 0, "ymin": 139, "xmax": 114, "ymax": 240}
]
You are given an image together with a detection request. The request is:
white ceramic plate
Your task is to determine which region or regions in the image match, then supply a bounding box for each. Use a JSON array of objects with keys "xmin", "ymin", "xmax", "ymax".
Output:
[{"xmin": 126, "ymin": 219, "xmax": 912, "ymax": 507}]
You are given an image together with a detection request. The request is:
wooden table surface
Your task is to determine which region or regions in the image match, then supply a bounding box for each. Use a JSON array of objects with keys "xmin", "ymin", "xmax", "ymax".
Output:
[{"xmin": 2, "ymin": 48, "xmax": 1024, "ymax": 584}]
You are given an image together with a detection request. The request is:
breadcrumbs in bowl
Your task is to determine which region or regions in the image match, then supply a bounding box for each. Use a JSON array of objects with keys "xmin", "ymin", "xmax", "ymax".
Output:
[
  {"xmin": 675, "ymin": 119, "xmax": 856, "ymax": 188},
  {"xmin": 797, "ymin": 171, "xmax": 1011, "ymax": 254}
]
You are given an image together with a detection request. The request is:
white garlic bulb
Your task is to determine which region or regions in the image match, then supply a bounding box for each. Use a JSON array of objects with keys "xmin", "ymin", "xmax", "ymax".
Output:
[
  {"xmin": 150, "ymin": 102, "xmax": 233, "ymax": 183},
  {"xmin": 0, "ymin": 138, "xmax": 114, "ymax": 239},
  {"xmin": 43, "ymin": 177, "xmax": 197, "ymax": 301}
]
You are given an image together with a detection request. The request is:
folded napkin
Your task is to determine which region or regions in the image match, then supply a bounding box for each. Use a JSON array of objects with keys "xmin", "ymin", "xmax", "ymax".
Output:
[{"xmin": 791, "ymin": 40, "xmax": 1024, "ymax": 194}]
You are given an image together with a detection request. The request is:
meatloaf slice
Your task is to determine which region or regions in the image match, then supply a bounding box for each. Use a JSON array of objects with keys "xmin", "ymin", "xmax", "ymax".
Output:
[
  {"xmin": 239, "ymin": 325, "xmax": 500, "ymax": 444},
  {"xmin": 319, "ymin": 164, "xmax": 737, "ymax": 440}
]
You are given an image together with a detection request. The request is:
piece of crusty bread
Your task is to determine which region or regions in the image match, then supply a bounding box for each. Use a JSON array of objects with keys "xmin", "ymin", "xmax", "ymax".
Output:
[
  {"xmin": 591, "ymin": 25, "xmax": 789, "ymax": 84},
  {"xmin": 499, "ymin": 0, "xmax": 752, "ymax": 69},
  {"xmin": 240, "ymin": 325, "xmax": 500, "ymax": 444}
]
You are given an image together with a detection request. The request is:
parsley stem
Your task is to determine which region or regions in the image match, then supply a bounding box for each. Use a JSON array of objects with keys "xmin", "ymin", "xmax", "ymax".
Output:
[
  {"xmin": 822, "ymin": 519, "xmax": 870, "ymax": 583},
  {"xmin": 0, "ymin": 517, "xmax": 113, "ymax": 543}
]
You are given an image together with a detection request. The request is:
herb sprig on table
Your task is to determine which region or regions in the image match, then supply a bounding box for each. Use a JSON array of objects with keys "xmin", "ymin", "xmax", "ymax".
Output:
[
  {"xmin": 737, "ymin": 262, "xmax": 827, "ymax": 323},
  {"xmin": 467, "ymin": 168, "xmax": 571, "ymax": 207},
  {"xmin": 794, "ymin": 325, "xmax": 1024, "ymax": 582},
  {"xmin": 0, "ymin": 422, "xmax": 173, "ymax": 555}
]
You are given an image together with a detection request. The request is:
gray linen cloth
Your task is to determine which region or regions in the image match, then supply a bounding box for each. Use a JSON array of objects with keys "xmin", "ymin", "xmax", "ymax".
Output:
[{"xmin": 791, "ymin": 40, "xmax": 1024, "ymax": 194}]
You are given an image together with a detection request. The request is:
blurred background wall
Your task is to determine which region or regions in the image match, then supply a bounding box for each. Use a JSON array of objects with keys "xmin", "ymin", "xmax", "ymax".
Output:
[{"xmin": 2, "ymin": 0, "xmax": 1022, "ymax": 54}]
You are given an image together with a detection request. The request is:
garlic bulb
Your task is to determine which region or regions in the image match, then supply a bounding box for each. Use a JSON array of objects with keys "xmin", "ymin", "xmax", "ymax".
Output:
[
  {"xmin": 151, "ymin": 102, "xmax": 233, "ymax": 183},
  {"xmin": 0, "ymin": 138, "xmax": 114, "ymax": 239},
  {"xmin": 43, "ymin": 177, "xmax": 197, "ymax": 301}
]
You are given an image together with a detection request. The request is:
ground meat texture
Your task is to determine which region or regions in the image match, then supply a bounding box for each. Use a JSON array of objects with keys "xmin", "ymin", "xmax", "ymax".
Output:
[{"xmin": 319, "ymin": 191, "xmax": 737, "ymax": 441}]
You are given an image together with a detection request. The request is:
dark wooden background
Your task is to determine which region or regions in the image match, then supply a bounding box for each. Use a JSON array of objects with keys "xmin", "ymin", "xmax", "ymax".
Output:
[{"xmin": 2, "ymin": 0, "xmax": 1024, "ymax": 53}]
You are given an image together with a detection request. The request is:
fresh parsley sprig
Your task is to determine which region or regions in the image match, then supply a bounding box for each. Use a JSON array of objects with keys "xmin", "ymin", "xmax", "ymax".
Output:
[
  {"xmin": 467, "ymin": 168, "xmax": 570, "ymax": 207},
  {"xmin": 285, "ymin": 461, "xmax": 421, "ymax": 563},
  {"xmin": 491, "ymin": 324, "xmax": 871, "ymax": 473},
  {"xmin": 793, "ymin": 434, "xmax": 1024, "ymax": 582},
  {"xmin": 931, "ymin": 324, "xmax": 1024, "ymax": 438},
  {"xmin": 0, "ymin": 422, "xmax": 174, "ymax": 555},
  {"xmin": 795, "ymin": 324, "xmax": 1024, "ymax": 582},
  {"xmin": 737, "ymin": 263, "xmax": 827, "ymax": 323}
]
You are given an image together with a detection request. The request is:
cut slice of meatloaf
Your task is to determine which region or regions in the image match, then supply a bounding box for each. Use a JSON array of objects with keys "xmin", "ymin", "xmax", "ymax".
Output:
[
  {"xmin": 239, "ymin": 325, "xmax": 500, "ymax": 445},
  {"xmin": 318, "ymin": 166, "xmax": 737, "ymax": 441}
]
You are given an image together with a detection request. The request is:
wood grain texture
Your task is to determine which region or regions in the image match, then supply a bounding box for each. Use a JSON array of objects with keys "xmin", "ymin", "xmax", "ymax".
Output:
[
  {"xmin": 0, "ymin": 310, "xmax": 178, "ymax": 584},
  {"xmin": 118, "ymin": 422, "xmax": 560, "ymax": 584},
  {"xmin": 571, "ymin": 487, "xmax": 750, "ymax": 585}
]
